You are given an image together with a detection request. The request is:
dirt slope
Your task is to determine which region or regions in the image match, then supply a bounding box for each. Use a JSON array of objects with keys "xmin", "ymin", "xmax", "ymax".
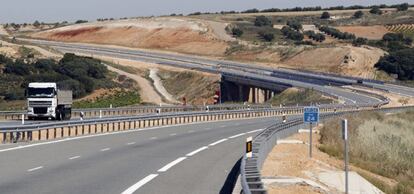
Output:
[
  {"xmin": 336, "ymin": 25, "xmax": 389, "ymax": 40},
  {"xmin": 32, "ymin": 18, "xmax": 229, "ymax": 56},
  {"xmin": 282, "ymin": 45, "xmax": 385, "ymax": 78}
]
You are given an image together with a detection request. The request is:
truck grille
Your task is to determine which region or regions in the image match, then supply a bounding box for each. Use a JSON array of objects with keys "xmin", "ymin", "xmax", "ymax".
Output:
[
  {"xmin": 34, "ymin": 107, "xmax": 48, "ymax": 114},
  {"xmin": 29, "ymin": 101, "xmax": 52, "ymax": 107}
]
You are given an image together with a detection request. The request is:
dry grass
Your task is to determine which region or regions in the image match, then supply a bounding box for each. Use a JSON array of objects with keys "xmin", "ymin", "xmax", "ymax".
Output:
[{"xmin": 319, "ymin": 110, "xmax": 414, "ymax": 194}]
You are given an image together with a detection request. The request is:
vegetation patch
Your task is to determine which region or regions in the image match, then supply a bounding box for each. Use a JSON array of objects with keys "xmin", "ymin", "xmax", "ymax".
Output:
[
  {"xmin": 269, "ymin": 88, "xmax": 334, "ymax": 106},
  {"xmin": 73, "ymin": 90, "xmax": 140, "ymax": 108},
  {"xmin": 319, "ymin": 110, "xmax": 414, "ymax": 193}
]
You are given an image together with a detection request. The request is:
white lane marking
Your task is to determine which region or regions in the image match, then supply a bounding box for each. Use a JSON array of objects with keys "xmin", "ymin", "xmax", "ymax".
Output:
[
  {"xmin": 121, "ymin": 174, "xmax": 159, "ymax": 194},
  {"xmin": 186, "ymin": 146, "xmax": 208, "ymax": 157},
  {"xmin": 187, "ymin": 130, "xmax": 194, "ymax": 133},
  {"xmin": 27, "ymin": 166, "xmax": 43, "ymax": 172},
  {"xmin": 247, "ymin": 128, "xmax": 265, "ymax": 134},
  {"xmin": 150, "ymin": 137, "xmax": 158, "ymax": 140},
  {"xmin": 127, "ymin": 142, "xmax": 136, "ymax": 145},
  {"xmin": 229, "ymin": 133, "xmax": 246, "ymax": 139},
  {"xmin": 170, "ymin": 133, "xmax": 177, "ymax": 136},
  {"xmin": 220, "ymin": 125, "xmax": 227, "ymax": 127},
  {"xmin": 209, "ymin": 138, "xmax": 228, "ymax": 146},
  {"xmin": 157, "ymin": 157, "xmax": 187, "ymax": 172},
  {"xmin": 69, "ymin": 155, "xmax": 81, "ymax": 160},
  {"xmin": 100, "ymin": 148, "xmax": 110, "ymax": 152},
  {"xmin": 0, "ymin": 117, "xmax": 272, "ymax": 153}
]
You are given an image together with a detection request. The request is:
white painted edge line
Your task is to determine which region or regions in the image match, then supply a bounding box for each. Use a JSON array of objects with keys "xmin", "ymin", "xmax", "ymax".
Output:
[
  {"xmin": 121, "ymin": 174, "xmax": 158, "ymax": 194},
  {"xmin": 157, "ymin": 157, "xmax": 187, "ymax": 172},
  {"xmin": 100, "ymin": 148, "xmax": 110, "ymax": 152},
  {"xmin": 127, "ymin": 142, "xmax": 136, "ymax": 145},
  {"xmin": 69, "ymin": 155, "xmax": 81, "ymax": 160},
  {"xmin": 150, "ymin": 137, "xmax": 158, "ymax": 140},
  {"xmin": 209, "ymin": 138, "xmax": 228, "ymax": 146},
  {"xmin": 0, "ymin": 117, "xmax": 272, "ymax": 153},
  {"xmin": 186, "ymin": 146, "xmax": 208, "ymax": 157},
  {"xmin": 229, "ymin": 133, "xmax": 246, "ymax": 139},
  {"xmin": 247, "ymin": 128, "xmax": 265, "ymax": 134},
  {"xmin": 27, "ymin": 166, "xmax": 43, "ymax": 172}
]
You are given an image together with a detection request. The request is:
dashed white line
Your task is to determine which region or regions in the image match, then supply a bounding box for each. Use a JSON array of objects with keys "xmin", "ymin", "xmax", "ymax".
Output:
[
  {"xmin": 100, "ymin": 148, "xmax": 110, "ymax": 152},
  {"xmin": 220, "ymin": 125, "xmax": 227, "ymax": 127},
  {"xmin": 170, "ymin": 133, "xmax": 177, "ymax": 136},
  {"xmin": 229, "ymin": 133, "xmax": 246, "ymax": 139},
  {"xmin": 127, "ymin": 142, "xmax": 136, "ymax": 145},
  {"xmin": 187, "ymin": 130, "xmax": 194, "ymax": 133},
  {"xmin": 186, "ymin": 146, "xmax": 208, "ymax": 157},
  {"xmin": 69, "ymin": 155, "xmax": 81, "ymax": 160},
  {"xmin": 209, "ymin": 138, "xmax": 228, "ymax": 146},
  {"xmin": 27, "ymin": 166, "xmax": 43, "ymax": 172},
  {"xmin": 150, "ymin": 137, "xmax": 158, "ymax": 140},
  {"xmin": 121, "ymin": 174, "xmax": 159, "ymax": 194},
  {"xmin": 157, "ymin": 157, "xmax": 187, "ymax": 172}
]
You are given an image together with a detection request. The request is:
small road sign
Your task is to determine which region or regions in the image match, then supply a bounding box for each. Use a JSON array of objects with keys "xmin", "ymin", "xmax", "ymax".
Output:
[{"xmin": 304, "ymin": 107, "xmax": 319, "ymax": 123}]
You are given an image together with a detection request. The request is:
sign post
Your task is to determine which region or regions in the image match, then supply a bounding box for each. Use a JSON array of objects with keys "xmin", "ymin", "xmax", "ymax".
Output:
[
  {"xmin": 304, "ymin": 107, "xmax": 319, "ymax": 158},
  {"xmin": 342, "ymin": 119, "xmax": 349, "ymax": 194}
]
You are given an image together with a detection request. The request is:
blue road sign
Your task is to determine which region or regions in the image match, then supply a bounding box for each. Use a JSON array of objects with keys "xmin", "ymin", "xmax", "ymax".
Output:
[{"xmin": 304, "ymin": 107, "xmax": 319, "ymax": 123}]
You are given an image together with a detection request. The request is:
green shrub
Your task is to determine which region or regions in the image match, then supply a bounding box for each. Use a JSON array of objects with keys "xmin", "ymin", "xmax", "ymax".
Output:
[{"xmin": 254, "ymin": 16, "xmax": 272, "ymax": 27}]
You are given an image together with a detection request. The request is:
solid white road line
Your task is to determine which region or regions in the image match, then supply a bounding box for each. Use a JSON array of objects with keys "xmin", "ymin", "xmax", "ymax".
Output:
[
  {"xmin": 229, "ymin": 133, "xmax": 246, "ymax": 139},
  {"xmin": 27, "ymin": 166, "xmax": 43, "ymax": 172},
  {"xmin": 100, "ymin": 148, "xmax": 110, "ymax": 152},
  {"xmin": 186, "ymin": 146, "xmax": 208, "ymax": 157},
  {"xmin": 127, "ymin": 142, "xmax": 136, "ymax": 145},
  {"xmin": 69, "ymin": 156, "xmax": 81, "ymax": 160},
  {"xmin": 247, "ymin": 128, "xmax": 265, "ymax": 134},
  {"xmin": 157, "ymin": 157, "xmax": 187, "ymax": 172},
  {"xmin": 170, "ymin": 133, "xmax": 177, "ymax": 136},
  {"xmin": 209, "ymin": 138, "xmax": 228, "ymax": 146},
  {"xmin": 121, "ymin": 174, "xmax": 159, "ymax": 194},
  {"xmin": 150, "ymin": 137, "xmax": 158, "ymax": 140}
]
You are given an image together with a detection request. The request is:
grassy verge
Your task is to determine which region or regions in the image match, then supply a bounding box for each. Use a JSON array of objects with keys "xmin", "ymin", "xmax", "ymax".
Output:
[
  {"xmin": 319, "ymin": 110, "xmax": 414, "ymax": 194},
  {"xmin": 269, "ymin": 88, "xmax": 335, "ymax": 106},
  {"xmin": 73, "ymin": 90, "xmax": 140, "ymax": 109}
]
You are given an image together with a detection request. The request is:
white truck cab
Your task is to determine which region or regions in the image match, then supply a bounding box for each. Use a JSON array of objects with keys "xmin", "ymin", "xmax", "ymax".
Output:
[{"xmin": 26, "ymin": 82, "xmax": 72, "ymax": 120}]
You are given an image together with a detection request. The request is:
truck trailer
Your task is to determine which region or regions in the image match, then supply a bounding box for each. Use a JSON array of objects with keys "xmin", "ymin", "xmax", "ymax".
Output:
[{"xmin": 26, "ymin": 82, "xmax": 73, "ymax": 120}]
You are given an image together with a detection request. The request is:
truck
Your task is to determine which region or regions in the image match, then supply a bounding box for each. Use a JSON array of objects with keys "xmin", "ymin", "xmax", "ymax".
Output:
[{"xmin": 26, "ymin": 82, "xmax": 73, "ymax": 120}]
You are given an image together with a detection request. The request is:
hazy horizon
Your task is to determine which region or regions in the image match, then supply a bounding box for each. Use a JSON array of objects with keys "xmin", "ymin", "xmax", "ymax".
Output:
[{"xmin": 1, "ymin": 0, "xmax": 413, "ymax": 24}]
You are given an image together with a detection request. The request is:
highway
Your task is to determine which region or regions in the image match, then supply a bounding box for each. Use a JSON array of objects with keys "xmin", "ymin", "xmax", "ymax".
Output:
[
  {"xmin": 0, "ymin": 116, "xmax": 278, "ymax": 194},
  {"xmin": 21, "ymin": 39, "xmax": 388, "ymax": 106},
  {"xmin": 22, "ymin": 39, "xmax": 414, "ymax": 99}
]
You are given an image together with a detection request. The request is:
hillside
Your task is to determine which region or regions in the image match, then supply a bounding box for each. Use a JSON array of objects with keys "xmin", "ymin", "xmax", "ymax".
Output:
[{"xmin": 31, "ymin": 18, "xmax": 229, "ymax": 56}]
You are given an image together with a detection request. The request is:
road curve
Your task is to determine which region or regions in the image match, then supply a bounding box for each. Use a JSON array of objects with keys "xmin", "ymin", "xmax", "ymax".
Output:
[{"xmin": 0, "ymin": 117, "xmax": 279, "ymax": 194}]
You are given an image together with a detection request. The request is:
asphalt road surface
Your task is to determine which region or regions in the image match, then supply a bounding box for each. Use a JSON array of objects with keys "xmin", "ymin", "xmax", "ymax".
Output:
[{"xmin": 0, "ymin": 117, "xmax": 280, "ymax": 194}]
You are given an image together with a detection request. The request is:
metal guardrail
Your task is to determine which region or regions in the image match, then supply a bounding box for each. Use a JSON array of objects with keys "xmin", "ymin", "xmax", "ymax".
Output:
[
  {"xmin": 0, "ymin": 105, "xmax": 366, "ymax": 144},
  {"xmin": 0, "ymin": 104, "xmax": 272, "ymax": 120},
  {"xmin": 240, "ymin": 105, "xmax": 414, "ymax": 194}
]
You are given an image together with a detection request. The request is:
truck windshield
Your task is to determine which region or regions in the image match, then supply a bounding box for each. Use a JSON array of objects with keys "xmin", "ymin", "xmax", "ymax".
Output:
[{"xmin": 27, "ymin": 87, "xmax": 55, "ymax": 98}]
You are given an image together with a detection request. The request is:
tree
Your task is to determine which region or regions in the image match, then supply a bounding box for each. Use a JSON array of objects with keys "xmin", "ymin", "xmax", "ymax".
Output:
[
  {"xmin": 375, "ymin": 48, "xmax": 414, "ymax": 80},
  {"xmin": 321, "ymin": 12, "xmax": 331, "ymax": 19},
  {"xmin": 396, "ymin": 3, "xmax": 409, "ymax": 11},
  {"xmin": 33, "ymin": 20, "xmax": 40, "ymax": 27},
  {"xmin": 353, "ymin": 37, "xmax": 368, "ymax": 46},
  {"xmin": 383, "ymin": 33, "xmax": 404, "ymax": 42},
  {"xmin": 231, "ymin": 27, "xmax": 243, "ymax": 37},
  {"xmin": 75, "ymin": 20, "xmax": 88, "ymax": 24},
  {"xmin": 286, "ymin": 20, "xmax": 302, "ymax": 31},
  {"xmin": 353, "ymin": 11, "xmax": 364, "ymax": 18},
  {"xmin": 369, "ymin": 6, "xmax": 383, "ymax": 15},
  {"xmin": 258, "ymin": 31, "xmax": 275, "ymax": 41},
  {"xmin": 254, "ymin": 16, "xmax": 272, "ymax": 27}
]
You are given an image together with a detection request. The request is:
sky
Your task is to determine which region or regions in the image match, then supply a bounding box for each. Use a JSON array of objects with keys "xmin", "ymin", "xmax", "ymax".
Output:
[{"xmin": 1, "ymin": 0, "xmax": 413, "ymax": 23}]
